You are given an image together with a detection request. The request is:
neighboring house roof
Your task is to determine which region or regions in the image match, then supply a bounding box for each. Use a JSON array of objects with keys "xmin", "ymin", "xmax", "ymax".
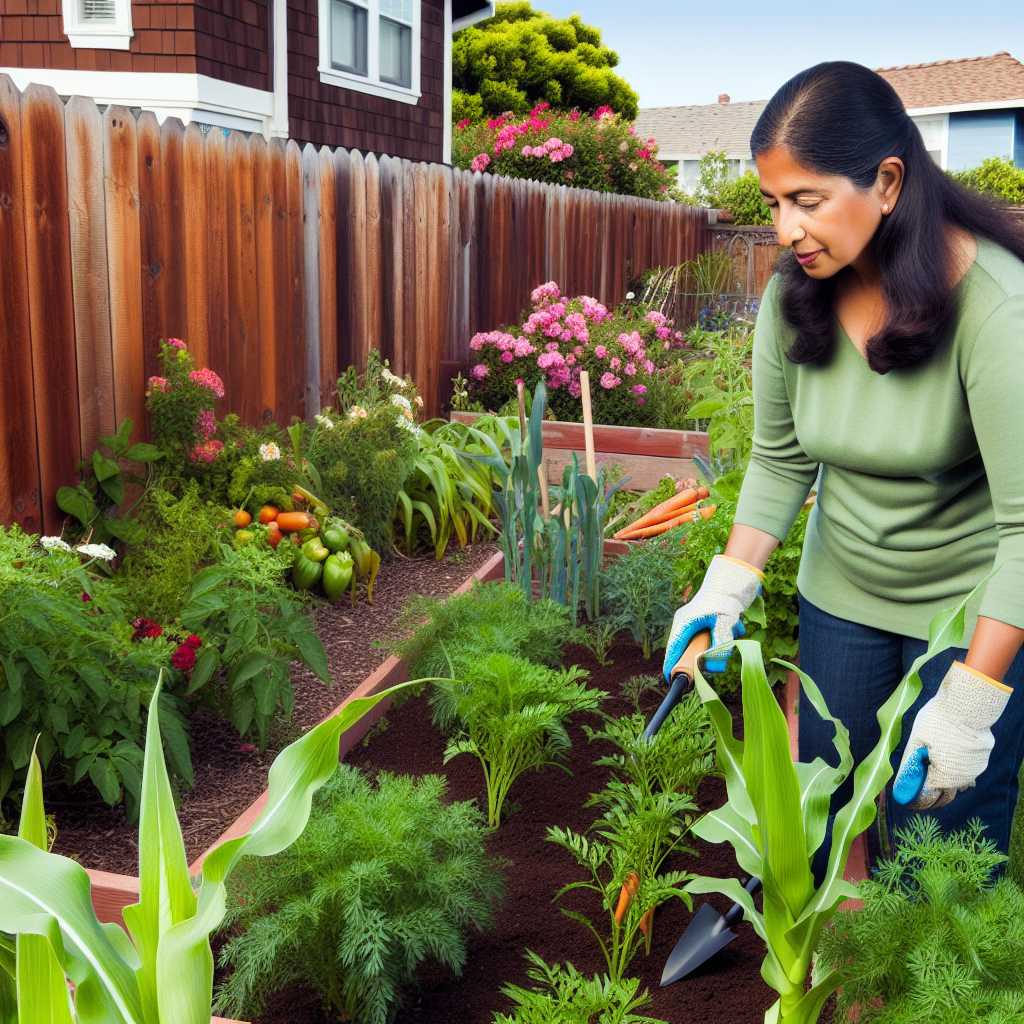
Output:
[{"xmin": 639, "ymin": 51, "xmax": 1024, "ymax": 157}]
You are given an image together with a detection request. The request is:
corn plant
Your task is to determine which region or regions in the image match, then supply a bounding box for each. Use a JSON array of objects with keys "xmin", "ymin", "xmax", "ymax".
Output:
[
  {"xmin": 686, "ymin": 573, "xmax": 992, "ymax": 1024},
  {"xmin": 0, "ymin": 671, "xmax": 428, "ymax": 1023}
]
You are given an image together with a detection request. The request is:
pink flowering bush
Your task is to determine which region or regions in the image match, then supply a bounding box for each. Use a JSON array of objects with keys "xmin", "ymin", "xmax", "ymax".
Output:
[
  {"xmin": 146, "ymin": 338, "xmax": 227, "ymax": 467},
  {"xmin": 453, "ymin": 103, "xmax": 679, "ymax": 201},
  {"xmin": 465, "ymin": 281, "xmax": 688, "ymax": 425}
]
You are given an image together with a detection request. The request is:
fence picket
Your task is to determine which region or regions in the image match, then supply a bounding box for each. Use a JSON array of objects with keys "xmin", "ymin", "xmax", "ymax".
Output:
[{"xmin": 0, "ymin": 75, "xmax": 42, "ymax": 532}]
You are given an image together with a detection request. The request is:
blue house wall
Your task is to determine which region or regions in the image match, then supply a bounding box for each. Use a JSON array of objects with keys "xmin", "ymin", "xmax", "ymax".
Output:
[
  {"xmin": 947, "ymin": 110, "xmax": 1017, "ymax": 170},
  {"xmin": 1016, "ymin": 110, "xmax": 1024, "ymax": 168}
]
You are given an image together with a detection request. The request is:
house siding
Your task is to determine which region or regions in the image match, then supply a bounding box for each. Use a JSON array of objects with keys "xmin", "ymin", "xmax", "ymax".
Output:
[
  {"xmin": 286, "ymin": 0, "xmax": 445, "ymax": 162},
  {"xmin": 193, "ymin": 0, "xmax": 271, "ymax": 92},
  {"xmin": 0, "ymin": 1, "xmax": 197, "ymax": 75},
  {"xmin": 947, "ymin": 109, "xmax": 1016, "ymax": 171},
  {"xmin": 1015, "ymin": 110, "xmax": 1024, "ymax": 168}
]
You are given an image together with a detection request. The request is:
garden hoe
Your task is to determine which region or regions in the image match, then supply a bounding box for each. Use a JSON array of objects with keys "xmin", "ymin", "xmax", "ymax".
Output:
[{"xmin": 612, "ymin": 629, "xmax": 711, "ymax": 943}]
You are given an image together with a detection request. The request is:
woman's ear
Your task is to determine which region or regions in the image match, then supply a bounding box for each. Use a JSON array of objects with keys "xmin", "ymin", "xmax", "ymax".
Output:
[{"xmin": 878, "ymin": 156, "xmax": 905, "ymax": 206}]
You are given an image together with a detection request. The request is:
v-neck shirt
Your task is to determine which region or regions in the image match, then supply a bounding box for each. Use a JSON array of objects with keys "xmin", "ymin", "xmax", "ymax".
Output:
[{"xmin": 733, "ymin": 235, "xmax": 1024, "ymax": 644}]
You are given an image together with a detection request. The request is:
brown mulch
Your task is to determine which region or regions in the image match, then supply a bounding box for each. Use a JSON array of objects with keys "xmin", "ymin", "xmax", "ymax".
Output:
[
  {"xmin": 50, "ymin": 542, "xmax": 500, "ymax": 875},
  {"xmin": 244, "ymin": 640, "xmax": 832, "ymax": 1024}
]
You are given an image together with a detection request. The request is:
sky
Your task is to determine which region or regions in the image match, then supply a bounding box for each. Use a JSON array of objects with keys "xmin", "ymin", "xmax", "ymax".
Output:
[{"xmin": 531, "ymin": 2, "xmax": 1024, "ymax": 109}]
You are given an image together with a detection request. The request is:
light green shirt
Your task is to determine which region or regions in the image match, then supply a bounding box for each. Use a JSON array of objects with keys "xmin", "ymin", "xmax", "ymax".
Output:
[{"xmin": 734, "ymin": 234, "xmax": 1024, "ymax": 645}]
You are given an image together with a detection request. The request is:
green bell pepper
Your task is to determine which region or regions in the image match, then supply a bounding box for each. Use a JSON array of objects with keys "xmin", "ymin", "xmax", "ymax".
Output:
[
  {"xmin": 322, "ymin": 551, "xmax": 354, "ymax": 602},
  {"xmin": 301, "ymin": 537, "xmax": 330, "ymax": 563},
  {"xmin": 291, "ymin": 552, "xmax": 323, "ymax": 591},
  {"xmin": 321, "ymin": 523, "xmax": 350, "ymax": 553}
]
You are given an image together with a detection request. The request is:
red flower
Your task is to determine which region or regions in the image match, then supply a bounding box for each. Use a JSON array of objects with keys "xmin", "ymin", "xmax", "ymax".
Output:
[
  {"xmin": 81, "ymin": 591, "xmax": 92, "ymax": 603},
  {"xmin": 132, "ymin": 617, "xmax": 163, "ymax": 641},
  {"xmin": 171, "ymin": 643, "xmax": 197, "ymax": 672},
  {"xmin": 185, "ymin": 634, "xmax": 202, "ymax": 649}
]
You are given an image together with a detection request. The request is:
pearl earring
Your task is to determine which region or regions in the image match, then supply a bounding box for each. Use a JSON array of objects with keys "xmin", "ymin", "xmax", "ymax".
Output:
[{"xmin": 882, "ymin": 204, "xmax": 889, "ymax": 213}]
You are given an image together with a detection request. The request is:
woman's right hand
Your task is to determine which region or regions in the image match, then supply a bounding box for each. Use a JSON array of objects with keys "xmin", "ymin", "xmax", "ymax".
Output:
[{"xmin": 662, "ymin": 554, "xmax": 765, "ymax": 680}]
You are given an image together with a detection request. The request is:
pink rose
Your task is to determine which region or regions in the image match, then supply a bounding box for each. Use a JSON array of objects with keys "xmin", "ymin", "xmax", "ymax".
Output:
[
  {"xmin": 470, "ymin": 152, "xmax": 491, "ymax": 173},
  {"xmin": 189, "ymin": 367, "xmax": 225, "ymax": 399},
  {"xmin": 471, "ymin": 363, "xmax": 489, "ymax": 380},
  {"xmin": 624, "ymin": 362, "xmax": 636, "ymax": 376},
  {"xmin": 166, "ymin": 338, "xmax": 187, "ymax": 350},
  {"xmin": 599, "ymin": 372, "xmax": 621, "ymax": 390},
  {"xmin": 594, "ymin": 345, "xmax": 608, "ymax": 359},
  {"xmin": 631, "ymin": 384, "xmax": 648, "ymax": 396},
  {"xmin": 610, "ymin": 356, "xmax": 621, "ymax": 370}
]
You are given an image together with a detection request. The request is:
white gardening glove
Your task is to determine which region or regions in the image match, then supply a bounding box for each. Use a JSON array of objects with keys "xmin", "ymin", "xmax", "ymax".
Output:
[
  {"xmin": 662, "ymin": 554, "xmax": 764, "ymax": 681},
  {"xmin": 895, "ymin": 661, "xmax": 1013, "ymax": 810}
]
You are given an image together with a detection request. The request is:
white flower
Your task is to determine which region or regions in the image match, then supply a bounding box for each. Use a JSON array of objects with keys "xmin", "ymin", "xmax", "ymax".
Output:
[
  {"xmin": 259, "ymin": 442, "xmax": 281, "ymax": 461},
  {"xmin": 40, "ymin": 536, "xmax": 72, "ymax": 552},
  {"xmin": 626, "ymin": 291, "xmax": 636, "ymax": 300},
  {"xmin": 314, "ymin": 413, "xmax": 335, "ymax": 430},
  {"xmin": 76, "ymin": 542, "xmax": 116, "ymax": 562},
  {"xmin": 348, "ymin": 405, "xmax": 369, "ymax": 420},
  {"xmin": 381, "ymin": 367, "xmax": 403, "ymax": 387},
  {"xmin": 414, "ymin": 395, "xmax": 424, "ymax": 408},
  {"xmin": 395, "ymin": 414, "xmax": 420, "ymax": 434},
  {"xmin": 390, "ymin": 393, "xmax": 412, "ymax": 412}
]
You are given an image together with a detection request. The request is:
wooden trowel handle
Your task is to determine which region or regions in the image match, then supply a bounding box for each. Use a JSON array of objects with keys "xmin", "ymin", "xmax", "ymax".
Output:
[{"xmin": 669, "ymin": 630, "xmax": 711, "ymax": 683}]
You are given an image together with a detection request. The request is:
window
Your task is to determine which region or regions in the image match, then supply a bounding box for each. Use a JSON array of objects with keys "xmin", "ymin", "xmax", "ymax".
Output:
[
  {"xmin": 319, "ymin": 0, "xmax": 420, "ymax": 103},
  {"xmin": 62, "ymin": 0, "xmax": 133, "ymax": 50}
]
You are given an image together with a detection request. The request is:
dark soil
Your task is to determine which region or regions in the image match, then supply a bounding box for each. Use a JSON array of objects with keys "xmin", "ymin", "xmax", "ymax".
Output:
[
  {"xmin": 247, "ymin": 640, "xmax": 825, "ymax": 1024},
  {"xmin": 51, "ymin": 542, "xmax": 500, "ymax": 875}
]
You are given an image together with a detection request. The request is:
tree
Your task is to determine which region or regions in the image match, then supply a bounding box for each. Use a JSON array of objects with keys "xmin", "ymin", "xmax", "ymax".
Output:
[{"xmin": 452, "ymin": 1, "xmax": 639, "ymax": 123}]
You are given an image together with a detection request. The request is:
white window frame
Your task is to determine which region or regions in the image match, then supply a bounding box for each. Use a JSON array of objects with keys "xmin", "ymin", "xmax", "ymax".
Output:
[
  {"xmin": 318, "ymin": 0, "xmax": 421, "ymax": 105},
  {"xmin": 63, "ymin": 0, "xmax": 134, "ymax": 51}
]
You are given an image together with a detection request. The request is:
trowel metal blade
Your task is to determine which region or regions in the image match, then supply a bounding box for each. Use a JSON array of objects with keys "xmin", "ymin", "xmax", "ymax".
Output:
[{"xmin": 660, "ymin": 902, "xmax": 739, "ymax": 986}]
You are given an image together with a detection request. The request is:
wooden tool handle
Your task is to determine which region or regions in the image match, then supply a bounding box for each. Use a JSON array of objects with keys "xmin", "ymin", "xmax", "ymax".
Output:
[{"xmin": 669, "ymin": 630, "xmax": 711, "ymax": 682}]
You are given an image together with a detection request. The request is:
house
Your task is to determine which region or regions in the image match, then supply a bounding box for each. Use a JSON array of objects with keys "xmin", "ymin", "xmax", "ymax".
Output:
[
  {"xmin": 637, "ymin": 52, "xmax": 1024, "ymax": 193},
  {"xmin": 0, "ymin": 0, "xmax": 494, "ymax": 163}
]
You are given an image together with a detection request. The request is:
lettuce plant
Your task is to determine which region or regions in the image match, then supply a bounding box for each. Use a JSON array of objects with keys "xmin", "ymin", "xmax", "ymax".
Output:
[
  {"xmin": 433, "ymin": 651, "xmax": 605, "ymax": 827},
  {"xmin": 686, "ymin": 574, "xmax": 991, "ymax": 1024},
  {"xmin": 0, "ymin": 672, "xmax": 423, "ymax": 1023}
]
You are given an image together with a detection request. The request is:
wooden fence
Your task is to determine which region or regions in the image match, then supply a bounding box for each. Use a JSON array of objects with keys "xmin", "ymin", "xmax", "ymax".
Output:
[{"xmin": 0, "ymin": 76, "xmax": 711, "ymax": 534}]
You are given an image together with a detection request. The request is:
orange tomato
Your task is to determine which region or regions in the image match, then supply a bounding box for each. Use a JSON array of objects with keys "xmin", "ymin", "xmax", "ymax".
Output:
[
  {"xmin": 233, "ymin": 509, "xmax": 252, "ymax": 528},
  {"xmin": 258, "ymin": 505, "xmax": 280, "ymax": 525}
]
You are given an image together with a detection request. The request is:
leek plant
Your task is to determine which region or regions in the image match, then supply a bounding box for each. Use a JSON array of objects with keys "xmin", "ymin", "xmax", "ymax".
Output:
[
  {"xmin": 466, "ymin": 382, "xmax": 618, "ymax": 624},
  {"xmin": 0, "ymin": 671, "xmax": 425, "ymax": 1023},
  {"xmin": 687, "ymin": 573, "xmax": 992, "ymax": 1024}
]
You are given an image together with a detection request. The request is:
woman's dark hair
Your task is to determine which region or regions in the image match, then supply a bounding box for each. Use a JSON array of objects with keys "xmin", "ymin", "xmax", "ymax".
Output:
[{"xmin": 751, "ymin": 61, "xmax": 1024, "ymax": 373}]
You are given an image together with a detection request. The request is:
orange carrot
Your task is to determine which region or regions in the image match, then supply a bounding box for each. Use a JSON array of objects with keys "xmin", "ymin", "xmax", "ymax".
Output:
[
  {"xmin": 619, "ymin": 504, "xmax": 717, "ymax": 539},
  {"xmin": 614, "ymin": 872, "xmax": 641, "ymax": 924},
  {"xmin": 613, "ymin": 486, "xmax": 709, "ymax": 539},
  {"xmin": 618, "ymin": 503, "xmax": 699, "ymax": 537}
]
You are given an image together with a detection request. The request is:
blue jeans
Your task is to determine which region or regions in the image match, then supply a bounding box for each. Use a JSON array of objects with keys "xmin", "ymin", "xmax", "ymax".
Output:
[{"xmin": 796, "ymin": 590, "xmax": 1024, "ymax": 879}]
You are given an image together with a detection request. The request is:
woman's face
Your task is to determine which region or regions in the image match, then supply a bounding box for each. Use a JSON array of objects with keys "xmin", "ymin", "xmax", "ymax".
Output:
[{"xmin": 755, "ymin": 144, "xmax": 901, "ymax": 281}]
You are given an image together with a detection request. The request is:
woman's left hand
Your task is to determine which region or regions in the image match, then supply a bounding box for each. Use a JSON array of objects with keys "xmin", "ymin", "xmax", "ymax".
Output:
[{"xmin": 895, "ymin": 661, "xmax": 1013, "ymax": 809}]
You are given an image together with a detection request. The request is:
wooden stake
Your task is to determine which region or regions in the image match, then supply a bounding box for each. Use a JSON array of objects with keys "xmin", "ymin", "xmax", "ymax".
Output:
[
  {"xmin": 579, "ymin": 370, "xmax": 597, "ymax": 480},
  {"xmin": 516, "ymin": 379, "xmax": 527, "ymax": 439}
]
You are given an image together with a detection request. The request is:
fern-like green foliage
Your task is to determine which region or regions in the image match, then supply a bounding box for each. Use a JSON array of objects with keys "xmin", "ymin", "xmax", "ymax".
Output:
[
  {"xmin": 393, "ymin": 581, "xmax": 572, "ymax": 680},
  {"xmin": 215, "ymin": 766, "xmax": 504, "ymax": 1024},
  {"xmin": 583, "ymin": 692, "xmax": 715, "ymax": 800},
  {"xmin": 817, "ymin": 817, "xmax": 1024, "ymax": 1023},
  {"xmin": 493, "ymin": 950, "xmax": 668, "ymax": 1024},
  {"xmin": 114, "ymin": 482, "xmax": 232, "ymax": 622},
  {"xmin": 600, "ymin": 534, "xmax": 681, "ymax": 660},
  {"xmin": 433, "ymin": 652, "xmax": 606, "ymax": 827}
]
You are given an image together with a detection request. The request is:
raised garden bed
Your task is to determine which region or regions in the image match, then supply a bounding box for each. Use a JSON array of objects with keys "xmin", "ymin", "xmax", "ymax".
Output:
[
  {"xmin": 450, "ymin": 412, "xmax": 710, "ymax": 491},
  {"xmin": 46, "ymin": 543, "xmax": 501, "ymax": 923}
]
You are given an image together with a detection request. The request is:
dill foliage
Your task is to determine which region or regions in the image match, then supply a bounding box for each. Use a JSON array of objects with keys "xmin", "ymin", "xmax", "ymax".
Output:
[
  {"xmin": 215, "ymin": 766, "xmax": 504, "ymax": 1024},
  {"xmin": 433, "ymin": 651, "xmax": 606, "ymax": 828},
  {"xmin": 818, "ymin": 817, "xmax": 1024, "ymax": 1023},
  {"xmin": 493, "ymin": 951, "xmax": 668, "ymax": 1024},
  {"xmin": 393, "ymin": 581, "xmax": 572, "ymax": 680}
]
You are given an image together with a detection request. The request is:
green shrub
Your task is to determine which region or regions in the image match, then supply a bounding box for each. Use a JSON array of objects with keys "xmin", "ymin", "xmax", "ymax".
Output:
[
  {"xmin": 600, "ymin": 533, "xmax": 681, "ymax": 659},
  {"xmin": 308, "ymin": 402, "xmax": 417, "ymax": 552},
  {"xmin": 216, "ymin": 766, "xmax": 504, "ymax": 1024},
  {"xmin": 818, "ymin": 817, "xmax": 1024, "ymax": 1023},
  {"xmin": 951, "ymin": 157, "xmax": 1024, "ymax": 204},
  {"xmin": 179, "ymin": 542, "xmax": 329, "ymax": 747},
  {"xmin": 494, "ymin": 951, "xmax": 668, "ymax": 1024},
  {"xmin": 715, "ymin": 171, "xmax": 773, "ymax": 225},
  {"xmin": 393, "ymin": 581, "xmax": 572, "ymax": 679},
  {"xmin": 0, "ymin": 526, "xmax": 190, "ymax": 820},
  {"xmin": 433, "ymin": 651, "xmax": 606, "ymax": 827},
  {"xmin": 115, "ymin": 482, "xmax": 232, "ymax": 622}
]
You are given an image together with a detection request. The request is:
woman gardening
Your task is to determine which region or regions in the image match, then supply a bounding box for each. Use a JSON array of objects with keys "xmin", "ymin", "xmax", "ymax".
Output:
[{"xmin": 664, "ymin": 60, "xmax": 1024, "ymax": 875}]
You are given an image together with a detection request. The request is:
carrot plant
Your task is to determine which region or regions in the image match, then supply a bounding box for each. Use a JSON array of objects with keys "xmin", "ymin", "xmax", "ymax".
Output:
[
  {"xmin": 432, "ymin": 651, "xmax": 605, "ymax": 828},
  {"xmin": 687, "ymin": 573, "xmax": 993, "ymax": 1024}
]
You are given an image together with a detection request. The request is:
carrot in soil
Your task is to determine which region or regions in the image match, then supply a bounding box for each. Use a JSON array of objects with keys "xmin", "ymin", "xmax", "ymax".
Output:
[
  {"xmin": 613, "ymin": 872, "xmax": 653, "ymax": 937},
  {"xmin": 613, "ymin": 486, "xmax": 709, "ymax": 539},
  {"xmin": 618, "ymin": 503, "xmax": 717, "ymax": 540}
]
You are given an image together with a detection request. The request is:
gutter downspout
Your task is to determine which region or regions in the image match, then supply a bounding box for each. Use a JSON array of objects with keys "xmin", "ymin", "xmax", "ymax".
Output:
[{"xmin": 270, "ymin": 0, "xmax": 289, "ymax": 138}]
